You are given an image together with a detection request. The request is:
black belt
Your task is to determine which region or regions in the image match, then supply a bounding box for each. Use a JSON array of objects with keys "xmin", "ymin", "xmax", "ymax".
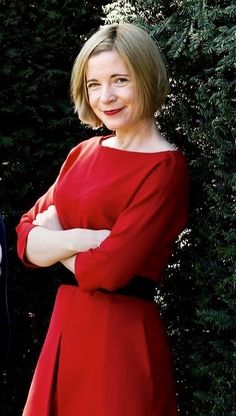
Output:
[{"xmin": 98, "ymin": 276, "xmax": 156, "ymax": 302}]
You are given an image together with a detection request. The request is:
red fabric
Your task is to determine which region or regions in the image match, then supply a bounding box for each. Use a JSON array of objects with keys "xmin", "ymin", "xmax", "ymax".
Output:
[{"xmin": 16, "ymin": 136, "xmax": 189, "ymax": 416}]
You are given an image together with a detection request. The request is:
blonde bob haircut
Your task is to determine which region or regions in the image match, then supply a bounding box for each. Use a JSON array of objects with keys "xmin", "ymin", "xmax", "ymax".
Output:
[{"xmin": 71, "ymin": 22, "xmax": 169, "ymax": 128}]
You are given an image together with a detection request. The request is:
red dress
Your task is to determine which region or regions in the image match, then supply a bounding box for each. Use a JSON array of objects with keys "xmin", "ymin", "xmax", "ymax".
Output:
[{"xmin": 16, "ymin": 136, "xmax": 189, "ymax": 416}]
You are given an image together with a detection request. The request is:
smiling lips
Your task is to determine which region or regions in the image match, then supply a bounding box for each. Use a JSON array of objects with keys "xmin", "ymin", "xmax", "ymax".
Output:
[{"xmin": 103, "ymin": 108, "xmax": 124, "ymax": 116}]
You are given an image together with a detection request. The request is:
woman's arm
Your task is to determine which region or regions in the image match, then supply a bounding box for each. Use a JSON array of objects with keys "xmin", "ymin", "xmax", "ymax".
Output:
[
  {"xmin": 16, "ymin": 142, "xmax": 91, "ymax": 268},
  {"xmin": 26, "ymin": 205, "xmax": 110, "ymax": 267},
  {"xmin": 60, "ymin": 255, "xmax": 76, "ymax": 273},
  {"xmin": 26, "ymin": 227, "xmax": 109, "ymax": 267},
  {"xmin": 73, "ymin": 154, "xmax": 189, "ymax": 292}
]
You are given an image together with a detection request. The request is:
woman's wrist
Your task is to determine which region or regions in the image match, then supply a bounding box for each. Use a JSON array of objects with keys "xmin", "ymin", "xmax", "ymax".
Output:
[{"xmin": 68, "ymin": 228, "xmax": 107, "ymax": 253}]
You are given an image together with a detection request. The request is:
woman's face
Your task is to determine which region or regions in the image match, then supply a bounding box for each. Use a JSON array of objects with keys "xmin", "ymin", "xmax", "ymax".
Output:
[{"xmin": 86, "ymin": 50, "xmax": 141, "ymax": 133}]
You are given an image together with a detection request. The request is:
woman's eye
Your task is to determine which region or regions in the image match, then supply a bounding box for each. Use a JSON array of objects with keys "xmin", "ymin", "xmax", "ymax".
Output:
[
  {"xmin": 87, "ymin": 83, "xmax": 100, "ymax": 89},
  {"xmin": 115, "ymin": 78, "xmax": 128, "ymax": 85}
]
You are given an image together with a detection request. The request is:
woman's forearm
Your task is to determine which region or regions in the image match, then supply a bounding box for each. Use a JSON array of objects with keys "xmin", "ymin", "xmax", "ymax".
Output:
[
  {"xmin": 60, "ymin": 255, "xmax": 76, "ymax": 274},
  {"xmin": 26, "ymin": 226, "xmax": 109, "ymax": 267},
  {"xmin": 26, "ymin": 227, "xmax": 80, "ymax": 267}
]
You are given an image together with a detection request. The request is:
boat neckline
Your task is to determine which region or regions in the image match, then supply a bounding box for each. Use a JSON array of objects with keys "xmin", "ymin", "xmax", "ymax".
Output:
[{"xmin": 98, "ymin": 136, "xmax": 181, "ymax": 155}]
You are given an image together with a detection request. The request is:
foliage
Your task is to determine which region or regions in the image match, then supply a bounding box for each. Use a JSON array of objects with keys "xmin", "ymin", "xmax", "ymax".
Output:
[{"xmin": 103, "ymin": 1, "xmax": 236, "ymax": 415}]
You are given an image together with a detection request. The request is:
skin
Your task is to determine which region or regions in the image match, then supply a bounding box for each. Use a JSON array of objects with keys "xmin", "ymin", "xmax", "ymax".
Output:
[{"xmin": 26, "ymin": 50, "xmax": 174, "ymax": 273}]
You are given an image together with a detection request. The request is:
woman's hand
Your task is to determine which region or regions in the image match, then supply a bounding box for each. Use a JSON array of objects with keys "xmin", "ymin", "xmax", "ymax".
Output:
[{"xmin": 33, "ymin": 205, "xmax": 63, "ymax": 231}]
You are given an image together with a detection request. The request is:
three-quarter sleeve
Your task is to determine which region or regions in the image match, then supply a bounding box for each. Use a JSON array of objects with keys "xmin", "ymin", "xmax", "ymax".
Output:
[
  {"xmin": 16, "ymin": 143, "xmax": 82, "ymax": 267},
  {"xmin": 75, "ymin": 153, "xmax": 189, "ymax": 292}
]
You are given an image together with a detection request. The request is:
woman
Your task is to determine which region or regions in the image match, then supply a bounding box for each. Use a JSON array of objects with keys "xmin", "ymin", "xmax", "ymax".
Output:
[{"xmin": 16, "ymin": 23, "xmax": 189, "ymax": 416}]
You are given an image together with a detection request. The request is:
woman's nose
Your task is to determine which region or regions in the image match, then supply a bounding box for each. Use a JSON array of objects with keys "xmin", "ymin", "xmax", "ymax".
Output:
[{"xmin": 100, "ymin": 85, "xmax": 116, "ymax": 103}]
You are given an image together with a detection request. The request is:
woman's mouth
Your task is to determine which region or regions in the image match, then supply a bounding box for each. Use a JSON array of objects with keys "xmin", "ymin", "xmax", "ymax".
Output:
[{"xmin": 103, "ymin": 108, "xmax": 124, "ymax": 116}]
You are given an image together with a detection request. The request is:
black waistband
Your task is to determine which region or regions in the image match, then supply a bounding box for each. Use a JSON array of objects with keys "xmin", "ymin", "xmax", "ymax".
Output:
[{"xmin": 98, "ymin": 276, "xmax": 156, "ymax": 302}]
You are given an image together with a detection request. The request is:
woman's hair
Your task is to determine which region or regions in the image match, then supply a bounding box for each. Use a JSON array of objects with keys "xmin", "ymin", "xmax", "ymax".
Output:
[{"xmin": 71, "ymin": 22, "xmax": 169, "ymax": 128}]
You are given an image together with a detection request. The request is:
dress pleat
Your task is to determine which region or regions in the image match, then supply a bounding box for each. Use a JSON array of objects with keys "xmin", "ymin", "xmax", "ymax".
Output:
[{"xmin": 23, "ymin": 285, "xmax": 76, "ymax": 416}]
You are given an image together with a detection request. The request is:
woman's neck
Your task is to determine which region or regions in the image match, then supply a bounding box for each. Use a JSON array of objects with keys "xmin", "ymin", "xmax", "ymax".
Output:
[{"xmin": 103, "ymin": 118, "xmax": 175, "ymax": 153}]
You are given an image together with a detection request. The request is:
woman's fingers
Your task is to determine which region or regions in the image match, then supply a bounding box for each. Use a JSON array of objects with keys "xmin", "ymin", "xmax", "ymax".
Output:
[{"xmin": 32, "ymin": 205, "xmax": 63, "ymax": 230}]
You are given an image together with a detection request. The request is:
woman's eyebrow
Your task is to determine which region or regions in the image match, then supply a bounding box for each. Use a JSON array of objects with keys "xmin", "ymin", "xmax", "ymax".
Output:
[
  {"xmin": 86, "ymin": 78, "xmax": 98, "ymax": 83},
  {"xmin": 86, "ymin": 73, "xmax": 130, "ymax": 83},
  {"xmin": 110, "ymin": 73, "xmax": 130, "ymax": 77}
]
